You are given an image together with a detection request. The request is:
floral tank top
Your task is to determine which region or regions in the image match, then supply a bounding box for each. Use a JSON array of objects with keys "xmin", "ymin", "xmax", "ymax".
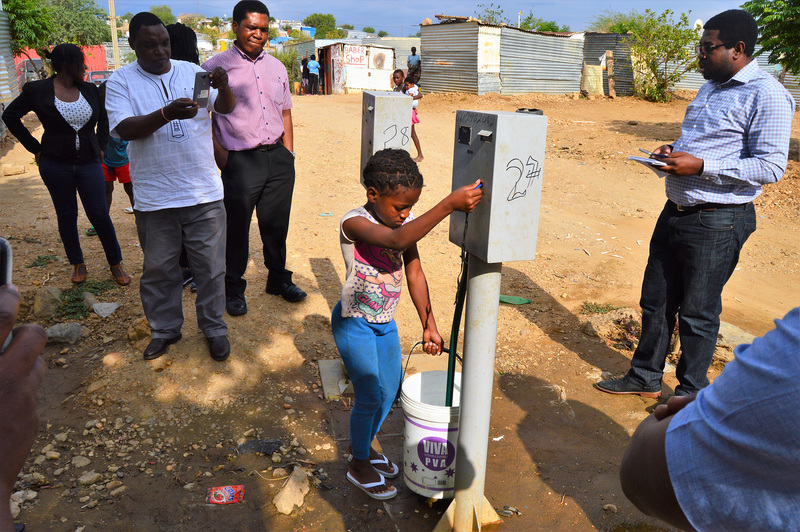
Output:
[{"xmin": 338, "ymin": 206, "xmax": 415, "ymax": 323}]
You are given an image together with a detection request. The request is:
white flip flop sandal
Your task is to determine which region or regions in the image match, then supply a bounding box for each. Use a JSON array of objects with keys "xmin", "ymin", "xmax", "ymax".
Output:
[
  {"xmin": 347, "ymin": 453, "xmax": 401, "ymax": 479},
  {"xmin": 369, "ymin": 453, "xmax": 400, "ymax": 479},
  {"xmin": 346, "ymin": 471, "xmax": 397, "ymax": 500}
]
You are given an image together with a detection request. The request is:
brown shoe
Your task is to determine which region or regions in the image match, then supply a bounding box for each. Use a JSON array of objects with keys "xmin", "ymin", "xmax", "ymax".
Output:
[
  {"xmin": 110, "ymin": 263, "xmax": 131, "ymax": 286},
  {"xmin": 71, "ymin": 263, "xmax": 87, "ymax": 284}
]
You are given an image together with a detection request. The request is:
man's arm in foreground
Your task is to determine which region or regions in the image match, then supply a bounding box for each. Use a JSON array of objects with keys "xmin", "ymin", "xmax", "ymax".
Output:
[
  {"xmin": 0, "ymin": 285, "xmax": 46, "ymax": 532},
  {"xmin": 619, "ymin": 395, "xmax": 697, "ymax": 532}
]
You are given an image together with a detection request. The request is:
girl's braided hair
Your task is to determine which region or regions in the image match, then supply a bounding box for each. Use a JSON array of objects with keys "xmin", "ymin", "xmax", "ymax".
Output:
[{"xmin": 363, "ymin": 149, "xmax": 423, "ymax": 194}]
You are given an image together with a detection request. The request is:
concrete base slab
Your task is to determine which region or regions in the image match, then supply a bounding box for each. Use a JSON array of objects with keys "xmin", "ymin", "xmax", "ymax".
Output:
[{"xmin": 318, "ymin": 359, "xmax": 353, "ymax": 401}]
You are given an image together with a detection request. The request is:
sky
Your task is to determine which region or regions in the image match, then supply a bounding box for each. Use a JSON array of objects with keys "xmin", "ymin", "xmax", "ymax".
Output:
[{"xmin": 109, "ymin": 0, "xmax": 745, "ymax": 35}]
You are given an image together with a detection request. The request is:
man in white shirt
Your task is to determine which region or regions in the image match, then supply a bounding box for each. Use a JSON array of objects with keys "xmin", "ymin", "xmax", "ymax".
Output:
[{"xmin": 105, "ymin": 12, "xmax": 236, "ymax": 362}]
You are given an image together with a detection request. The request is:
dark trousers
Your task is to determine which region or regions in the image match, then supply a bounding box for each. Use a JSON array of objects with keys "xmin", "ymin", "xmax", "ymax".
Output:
[
  {"xmin": 222, "ymin": 145, "xmax": 296, "ymax": 299},
  {"xmin": 625, "ymin": 201, "xmax": 756, "ymax": 395},
  {"xmin": 308, "ymin": 73, "xmax": 319, "ymax": 95},
  {"xmin": 38, "ymin": 155, "xmax": 122, "ymax": 266},
  {"xmin": 134, "ymin": 200, "xmax": 227, "ymax": 338}
]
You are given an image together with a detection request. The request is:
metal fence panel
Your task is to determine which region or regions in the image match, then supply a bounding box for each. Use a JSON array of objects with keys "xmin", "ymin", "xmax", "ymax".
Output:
[
  {"xmin": 583, "ymin": 33, "xmax": 634, "ymax": 96},
  {"xmin": 420, "ymin": 23, "xmax": 479, "ymax": 94},
  {"xmin": 499, "ymin": 28, "xmax": 583, "ymax": 94},
  {"xmin": 0, "ymin": 11, "xmax": 18, "ymax": 138}
]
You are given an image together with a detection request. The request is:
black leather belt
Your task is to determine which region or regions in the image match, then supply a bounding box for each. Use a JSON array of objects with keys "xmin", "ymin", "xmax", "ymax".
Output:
[
  {"xmin": 670, "ymin": 200, "xmax": 751, "ymax": 214},
  {"xmin": 251, "ymin": 138, "xmax": 283, "ymax": 151}
]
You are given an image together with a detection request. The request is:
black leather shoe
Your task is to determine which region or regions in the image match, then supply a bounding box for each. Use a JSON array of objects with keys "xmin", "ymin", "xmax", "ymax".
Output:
[
  {"xmin": 143, "ymin": 334, "xmax": 182, "ymax": 360},
  {"xmin": 266, "ymin": 282, "xmax": 307, "ymax": 303},
  {"xmin": 594, "ymin": 377, "xmax": 661, "ymax": 398},
  {"xmin": 226, "ymin": 295, "xmax": 247, "ymax": 316},
  {"xmin": 206, "ymin": 335, "xmax": 230, "ymax": 361}
]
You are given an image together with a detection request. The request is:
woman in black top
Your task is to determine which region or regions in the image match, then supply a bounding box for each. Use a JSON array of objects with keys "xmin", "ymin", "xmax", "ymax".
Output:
[{"xmin": 2, "ymin": 44, "xmax": 130, "ymax": 285}]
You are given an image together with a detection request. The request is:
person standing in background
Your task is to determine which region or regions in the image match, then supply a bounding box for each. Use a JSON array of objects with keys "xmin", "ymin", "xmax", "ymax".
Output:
[
  {"xmin": 307, "ymin": 54, "xmax": 320, "ymax": 95},
  {"xmin": 105, "ymin": 12, "xmax": 236, "ymax": 362},
  {"xmin": 2, "ymin": 44, "xmax": 130, "ymax": 286},
  {"xmin": 203, "ymin": 0, "xmax": 306, "ymax": 317},
  {"xmin": 407, "ymin": 46, "xmax": 421, "ymax": 83},
  {"xmin": 596, "ymin": 9, "xmax": 795, "ymax": 399}
]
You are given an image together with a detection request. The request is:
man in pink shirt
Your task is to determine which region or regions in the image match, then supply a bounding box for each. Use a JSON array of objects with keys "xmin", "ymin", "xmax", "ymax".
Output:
[{"xmin": 203, "ymin": 0, "xmax": 306, "ymax": 316}]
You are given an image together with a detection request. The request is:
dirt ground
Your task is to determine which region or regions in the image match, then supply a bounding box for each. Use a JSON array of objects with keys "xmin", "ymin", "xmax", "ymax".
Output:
[{"xmin": 2, "ymin": 89, "xmax": 799, "ymax": 531}]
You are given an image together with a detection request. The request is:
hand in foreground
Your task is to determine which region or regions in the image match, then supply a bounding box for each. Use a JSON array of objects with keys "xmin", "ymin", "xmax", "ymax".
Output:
[
  {"xmin": 208, "ymin": 67, "xmax": 229, "ymax": 90},
  {"xmin": 447, "ymin": 180, "xmax": 484, "ymax": 213},
  {"xmin": 0, "ymin": 285, "xmax": 46, "ymax": 529},
  {"xmin": 422, "ymin": 327, "xmax": 443, "ymax": 356},
  {"xmin": 658, "ymin": 151, "xmax": 704, "ymax": 176},
  {"xmin": 164, "ymin": 98, "xmax": 199, "ymax": 121},
  {"xmin": 653, "ymin": 394, "xmax": 697, "ymax": 421}
]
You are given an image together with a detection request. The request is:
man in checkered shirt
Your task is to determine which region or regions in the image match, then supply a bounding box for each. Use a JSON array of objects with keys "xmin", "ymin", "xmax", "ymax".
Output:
[{"xmin": 597, "ymin": 9, "xmax": 795, "ymax": 399}]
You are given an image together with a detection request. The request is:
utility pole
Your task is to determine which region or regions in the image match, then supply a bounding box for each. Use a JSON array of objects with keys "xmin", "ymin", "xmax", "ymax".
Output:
[
  {"xmin": 518, "ymin": 10, "xmax": 521, "ymax": 28},
  {"xmin": 108, "ymin": 0, "xmax": 120, "ymax": 69}
]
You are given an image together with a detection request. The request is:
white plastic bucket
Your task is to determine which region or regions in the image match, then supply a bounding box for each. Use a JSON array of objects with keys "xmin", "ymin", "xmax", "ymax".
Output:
[{"xmin": 400, "ymin": 371, "xmax": 461, "ymax": 499}]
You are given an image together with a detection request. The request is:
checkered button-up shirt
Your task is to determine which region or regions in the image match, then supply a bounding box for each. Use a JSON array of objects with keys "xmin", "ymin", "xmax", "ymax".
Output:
[{"xmin": 667, "ymin": 60, "xmax": 795, "ymax": 207}]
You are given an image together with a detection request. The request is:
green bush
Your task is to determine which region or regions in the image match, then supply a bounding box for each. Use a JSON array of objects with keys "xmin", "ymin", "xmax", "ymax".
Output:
[{"xmin": 272, "ymin": 49, "xmax": 299, "ymax": 84}]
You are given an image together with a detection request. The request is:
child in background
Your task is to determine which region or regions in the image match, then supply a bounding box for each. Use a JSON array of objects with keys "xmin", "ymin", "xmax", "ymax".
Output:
[
  {"xmin": 332, "ymin": 149, "xmax": 483, "ymax": 499},
  {"xmin": 102, "ymin": 135, "xmax": 133, "ymax": 214},
  {"xmin": 403, "ymin": 76, "xmax": 424, "ymax": 162},
  {"xmin": 391, "ymin": 69, "xmax": 404, "ymax": 92}
]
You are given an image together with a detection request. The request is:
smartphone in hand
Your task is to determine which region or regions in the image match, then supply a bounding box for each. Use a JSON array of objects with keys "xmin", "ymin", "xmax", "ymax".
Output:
[
  {"xmin": 192, "ymin": 71, "xmax": 211, "ymax": 109},
  {"xmin": 639, "ymin": 148, "xmax": 668, "ymax": 159},
  {"xmin": 0, "ymin": 237, "xmax": 12, "ymax": 353}
]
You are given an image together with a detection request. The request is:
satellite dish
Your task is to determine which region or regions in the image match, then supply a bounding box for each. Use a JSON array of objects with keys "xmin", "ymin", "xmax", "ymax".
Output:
[
  {"xmin": 694, "ymin": 19, "xmax": 703, "ymax": 33},
  {"xmin": 373, "ymin": 53, "xmax": 385, "ymax": 69}
]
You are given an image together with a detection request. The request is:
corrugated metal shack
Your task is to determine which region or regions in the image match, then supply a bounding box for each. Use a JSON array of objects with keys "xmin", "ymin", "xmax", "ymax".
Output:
[
  {"xmin": 361, "ymin": 37, "xmax": 420, "ymax": 70},
  {"xmin": 420, "ymin": 21, "xmax": 583, "ymax": 95},
  {"xmin": 582, "ymin": 33, "xmax": 634, "ymax": 96},
  {"xmin": 284, "ymin": 38, "xmax": 362, "ymax": 63},
  {"xmin": 319, "ymin": 43, "xmax": 395, "ymax": 94},
  {"xmin": 0, "ymin": 9, "xmax": 19, "ymax": 138}
]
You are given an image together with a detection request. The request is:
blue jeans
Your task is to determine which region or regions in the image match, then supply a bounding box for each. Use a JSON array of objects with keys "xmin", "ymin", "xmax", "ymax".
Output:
[
  {"xmin": 38, "ymin": 156, "xmax": 122, "ymax": 266},
  {"xmin": 331, "ymin": 301, "xmax": 402, "ymax": 460},
  {"xmin": 626, "ymin": 201, "xmax": 756, "ymax": 395}
]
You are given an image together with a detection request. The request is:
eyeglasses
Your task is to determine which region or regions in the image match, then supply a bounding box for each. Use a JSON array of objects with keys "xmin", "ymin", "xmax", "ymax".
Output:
[{"xmin": 695, "ymin": 43, "xmax": 726, "ymax": 56}]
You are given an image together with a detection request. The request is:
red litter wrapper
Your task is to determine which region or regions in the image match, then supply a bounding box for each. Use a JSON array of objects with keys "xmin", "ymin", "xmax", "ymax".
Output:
[{"xmin": 206, "ymin": 484, "xmax": 246, "ymax": 504}]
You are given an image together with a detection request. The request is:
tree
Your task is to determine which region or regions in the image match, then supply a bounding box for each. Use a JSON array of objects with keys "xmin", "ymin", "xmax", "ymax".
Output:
[
  {"xmin": 316, "ymin": 26, "xmax": 346, "ymax": 39},
  {"xmin": 289, "ymin": 29, "xmax": 313, "ymax": 42},
  {"xmin": 474, "ymin": 3, "xmax": 508, "ymax": 25},
  {"xmin": 150, "ymin": 5, "xmax": 177, "ymax": 25},
  {"xmin": 302, "ymin": 13, "xmax": 336, "ymax": 28},
  {"xmin": 588, "ymin": 9, "xmax": 646, "ymax": 34},
  {"xmin": 625, "ymin": 9, "xmax": 699, "ymax": 102},
  {"xmin": 341, "ymin": 23, "xmax": 354, "ymax": 30},
  {"xmin": 362, "ymin": 26, "xmax": 375, "ymax": 34},
  {"xmin": 210, "ymin": 16, "xmax": 221, "ymax": 28},
  {"xmin": 120, "ymin": 12, "xmax": 134, "ymax": 22},
  {"xmin": 268, "ymin": 27, "xmax": 278, "ymax": 40},
  {"xmin": 200, "ymin": 27, "xmax": 221, "ymax": 47},
  {"xmin": 47, "ymin": 0, "xmax": 111, "ymax": 46},
  {"xmin": 519, "ymin": 13, "xmax": 569, "ymax": 32},
  {"xmin": 743, "ymin": 0, "xmax": 800, "ymax": 77},
  {"xmin": 3, "ymin": 0, "xmax": 54, "ymax": 58},
  {"xmin": 178, "ymin": 13, "xmax": 205, "ymax": 30},
  {"xmin": 378, "ymin": 30, "xmax": 389, "ymax": 37}
]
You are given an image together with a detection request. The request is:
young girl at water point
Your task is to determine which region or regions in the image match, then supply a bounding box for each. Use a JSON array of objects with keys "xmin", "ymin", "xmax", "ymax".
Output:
[{"xmin": 331, "ymin": 149, "xmax": 483, "ymax": 499}]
